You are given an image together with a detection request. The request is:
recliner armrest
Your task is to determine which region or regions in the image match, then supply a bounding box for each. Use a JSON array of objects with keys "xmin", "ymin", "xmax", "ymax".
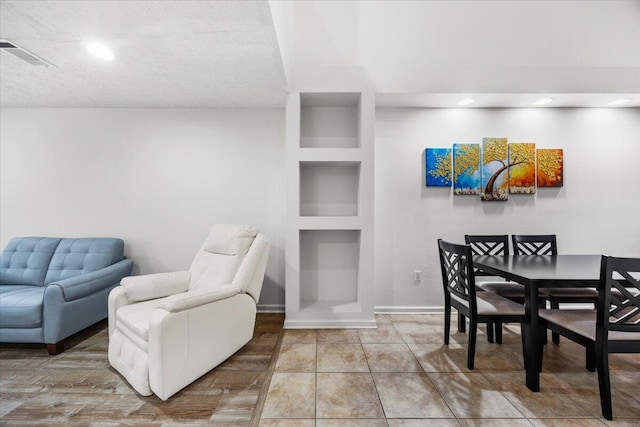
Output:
[
  {"xmin": 47, "ymin": 259, "xmax": 134, "ymax": 301},
  {"xmin": 158, "ymin": 284, "xmax": 241, "ymax": 312},
  {"xmin": 121, "ymin": 271, "xmax": 191, "ymax": 302}
]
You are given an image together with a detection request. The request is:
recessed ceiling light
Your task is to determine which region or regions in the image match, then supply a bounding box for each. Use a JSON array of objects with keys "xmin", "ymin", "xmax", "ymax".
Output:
[
  {"xmin": 458, "ymin": 98, "xmax": 475, "ymax": 106},
  {"xmin": 607, "ymin": 98, "xmax": 631, "ymax": 106},
  {"xmin": 87, "ymin": 42, "xmax": 114, "ymax": 60},
  {"xmin": 533, "ymin": 98, "xmax": 553, "ymax": 106}
]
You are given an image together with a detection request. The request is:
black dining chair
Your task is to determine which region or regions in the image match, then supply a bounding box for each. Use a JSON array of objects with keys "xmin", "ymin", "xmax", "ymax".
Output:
[
  {"xmin": 438, "ymin": 239, "xmax": 525, "ymax": 369},
  {"xmin": 511, "ymin": 234, "xmax": 558, "ymax": 256},
  {"xmin": 465, "ymin": 234, "xmax": 523, "ymax": 343},
  {"xmin": 539, "ymin": 255, "xmax": 640, "ymax": 420},
  {"xmin": 512, "ymin": 234, "xmax": 599, "ymax": 344}
]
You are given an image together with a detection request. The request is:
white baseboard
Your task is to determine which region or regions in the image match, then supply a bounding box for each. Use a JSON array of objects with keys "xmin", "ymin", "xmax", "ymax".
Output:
[
  {"xmin": 257, "ymin": 305, "xmax": 447, "ymax": 314},
  {"xmin": 284, "ymin": 319, "xmax": 378, "ymax": 329},
  {"xmin": 258, "ymin": 304, "xmax": 589, "ymax": 315},
  {"xmin": 374, "ymin": 306, "xmax": 444, "ymax": 314},
  {"xmin": 257, "ymin": 304, "xmax": 284, "ymax": 313},
  {"xmin": 557, "ymin": 303, "xmax": 594, "ymax": 310}
]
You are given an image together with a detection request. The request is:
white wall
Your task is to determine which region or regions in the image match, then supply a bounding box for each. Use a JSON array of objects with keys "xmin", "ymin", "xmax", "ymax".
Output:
[
  {"xmin": 3, "ymin": 107, "xmax": 639, "ymax": 312},
  {"xmin": 289, "ymin": 0, "xmax": 640, "ymax": 93},
  {"xmin": 0, "ymin": 108, "xmax": 285, "ymax": 309},
  {"xmin": 374, "ymin": 107, "xmax": 640, "ymax": 310}
]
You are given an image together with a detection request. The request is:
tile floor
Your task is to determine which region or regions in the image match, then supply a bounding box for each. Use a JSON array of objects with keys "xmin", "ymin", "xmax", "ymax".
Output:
[
  {"xmin": 1, "ymin": 313, "xmax": 639, "ymax": 426},
  {"xmin": 257, "ymin": 314, "xmax": 640, "ymax": 426}
]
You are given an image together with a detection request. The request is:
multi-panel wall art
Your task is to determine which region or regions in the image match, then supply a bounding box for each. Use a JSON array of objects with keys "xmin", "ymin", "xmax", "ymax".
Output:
[
  {"xmin": 537, "ymin": 148, "xmax": 564, "ymax": 187},
  {"xmin": 453, "ymin": 144, "xmax": 481, "ymax": 195},
  {"xmin": 509, "ymin": 143, "xmax": 536, "ymax": 194},
  {"xmin": 425, "ymin": 139, "xmax": 563, "ymax": 200},
  {"xmin": 425, "ymin": 148, "xmax": 452, "ymax": 187},
  {"xmin": 481, "ymin": 138, "xmax": 508, "ymax": 201}
]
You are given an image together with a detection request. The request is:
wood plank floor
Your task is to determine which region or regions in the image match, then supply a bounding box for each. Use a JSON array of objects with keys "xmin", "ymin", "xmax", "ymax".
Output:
[{"xmin": 0, "ymin": 313, "xmax": 285, "ymax": 426}]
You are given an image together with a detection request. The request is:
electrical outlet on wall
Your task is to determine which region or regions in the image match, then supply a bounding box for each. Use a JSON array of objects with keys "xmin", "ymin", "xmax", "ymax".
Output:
[{"xmin": 414, "ymin": 270, "xmax": 421, "ymax": 282}]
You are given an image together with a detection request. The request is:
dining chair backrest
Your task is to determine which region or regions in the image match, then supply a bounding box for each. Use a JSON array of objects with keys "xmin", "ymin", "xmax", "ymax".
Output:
[
  {"xmin": 598, "ymin": 256, "xmax": 640, "ymax": 338},
  {"xmin": 465, "ymin": 235, "xmax": 510, "ymax": 256},
  {"xmin": 438, "ymin": 239, "xmax": 477, "ymax": 313},
  {"xmin": 512, "ymin": 234, "xmax": 557, "ymax": 256},
  {"xmin": 465, "ymin": 235, "xmax": 510, "ymax": 277}
]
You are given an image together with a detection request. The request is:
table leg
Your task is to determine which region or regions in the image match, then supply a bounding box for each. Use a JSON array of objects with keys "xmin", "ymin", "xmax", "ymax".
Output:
[{"xmin": 524, "ymin": 281, "xmax": 540, "ymax": 391}]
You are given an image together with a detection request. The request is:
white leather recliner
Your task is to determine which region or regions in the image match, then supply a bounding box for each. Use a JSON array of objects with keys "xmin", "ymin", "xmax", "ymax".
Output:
[{"xmin": 108, "ymin": 224, "xmax": 270, "ymax": 400}]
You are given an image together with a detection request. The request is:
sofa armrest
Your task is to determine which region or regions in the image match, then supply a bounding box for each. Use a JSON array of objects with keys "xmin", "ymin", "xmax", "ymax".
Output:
[
  {"xmin": 158, "ymin": 284, "xmax": 241, "ymax": 312},
  {"xmin": 121, "ymin": 271, "xmax": 191, "ymax": 302},
  {"xmin": 47, "ymin": 259, "xmax": 134, "ymax": 302}
]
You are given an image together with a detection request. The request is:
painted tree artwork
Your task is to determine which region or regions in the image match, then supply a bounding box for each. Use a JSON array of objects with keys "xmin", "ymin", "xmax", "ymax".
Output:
[
  {"xmin": 481, "ymin": 138, "xmax": 509, "ymax": 201},
  {"xmin": 508, "ymin": 142, "xmax": 536, "ymax": 194},
  {"xmin": 425, "ymin": 148, "xmax": 452, "ymax": 187},
  {"xmin": 453, "ymin": 143, "xmax": 481, "ymax": 195},
  {"xmin": 537, "ymin": 148, "xmax": 564, "ymax": 187}
]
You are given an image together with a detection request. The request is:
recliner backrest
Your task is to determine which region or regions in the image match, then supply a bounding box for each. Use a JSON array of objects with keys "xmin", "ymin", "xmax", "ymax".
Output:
[
  {"xmin": 0, "ymin": 237, "xmax": 62, "ymax": 286},
  {"xmin": 232, "ymin": 233, "xmax": 270, "ymax": 302},
  {"xmin": 188, "ymin": 224, "xmax": 258, "ymax": 291},
  {"xmin": 44, "ymin": 238, "xmax": 125, "ymax": 284}
]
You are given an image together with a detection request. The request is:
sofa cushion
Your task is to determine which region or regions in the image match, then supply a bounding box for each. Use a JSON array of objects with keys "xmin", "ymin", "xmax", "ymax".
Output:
[
  {"xmin": 45, "ymin": 238, "xmax": 124, "ymax": 284},
  {"xmin": 0, "ymin": 285, "xmax": 44, "ymax": 328},
  {"xmin": 0, "ymin": 237, "xmax": 62, "ymax": 286}
]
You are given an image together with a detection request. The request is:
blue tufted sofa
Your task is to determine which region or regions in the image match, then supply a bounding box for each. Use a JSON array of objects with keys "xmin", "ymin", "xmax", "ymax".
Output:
[{"xmin": 0, "ymin": 237, "xmax": 133, "ymax": 354}]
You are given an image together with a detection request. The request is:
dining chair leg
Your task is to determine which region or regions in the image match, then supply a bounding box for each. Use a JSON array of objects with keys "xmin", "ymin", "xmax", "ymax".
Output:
[
  {"xmin": 458, "ymin": 312, "xmax": 466, "ymax": 333},
  {"xmin": 596, "ymin": 348, "xmax": 613, "ymax": 420},
  {"xmin": 586, "ymin": 346, "xmax": 596, "ymax": 372},
  {"xmin": 550, "ymin": 300, "xmax": 561, "ymax": 344},
  {"xmin": 495, "ymin": 322, "xmax": 503, "ymax": 344},
  {"xmin": 444, "ymin": 303, "xmax": 451, "ymax": 345},
  {"xmin": 534, "ymin": 298, "xmax": 549, "ymax": 345},
  {"xmin": 520, "ymin": 329, "xmax": 527, "ymax": 371},
  {"xmin": 467, "ymin": 319, "xmax": 477, "ymax": 370},
  {"xmin": 537, "ymin": 324, "xmax": 546, "ymax": 373},
  {"xmin": 487, "ymin": 322, "xmax": 494, "ymax": 343}
]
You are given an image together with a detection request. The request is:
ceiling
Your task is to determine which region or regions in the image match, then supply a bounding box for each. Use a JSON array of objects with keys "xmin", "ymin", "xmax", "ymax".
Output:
[
  {"xmin": 1, "ymin": 1, "xmax": 638, "ymax": 109},
  {"xmin": 0, "ymin": 0, "xmax": 288, "ymax": 108}
]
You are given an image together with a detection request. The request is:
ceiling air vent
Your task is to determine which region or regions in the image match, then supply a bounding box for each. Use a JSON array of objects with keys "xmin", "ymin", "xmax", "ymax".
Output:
[{"xmin": 0, "ymin": 39, "xmax": 53, "ymax": 67}]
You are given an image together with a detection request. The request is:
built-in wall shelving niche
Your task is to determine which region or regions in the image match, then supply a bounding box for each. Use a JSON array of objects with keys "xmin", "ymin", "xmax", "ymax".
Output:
[
  {"xmin": 300, "ymin": 92, "xmax": 361, "ymax": 149},
  {"xmin": 299, "ymin": 161, "xmax": 360, "ymax": 217},
  {"xmin": 299, "ymin": 229, "xmax": 360, "ymax": 312},
  {"xmin": 285, "ymin": 90, "xmax": 374, "ymax": 329}
]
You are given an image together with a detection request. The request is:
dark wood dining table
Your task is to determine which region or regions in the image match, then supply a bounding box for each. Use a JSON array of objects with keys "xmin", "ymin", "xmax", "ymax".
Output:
[{"xmin": 473, "ymin": 254, "xmax": 602, "ymax": 391}]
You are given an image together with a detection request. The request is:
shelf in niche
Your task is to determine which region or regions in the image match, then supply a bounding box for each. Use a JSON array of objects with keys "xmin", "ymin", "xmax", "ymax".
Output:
[
  {"xmin": 300, "ymin": 162, "xmax": 360, "ymax": 217},
  {"xmin": 298, "ymin": 148, "xmax": 362, "ymax": 162},
  {"xmin": 300, "ymin": 137, "xmax": 358, "ymax": 149},
  {"xmin": 298, "ymin": 216, "xmax": 362, "ymax": 230},
  {"xmin": 300, "ymin": 300, "xmax": 361, "ymax": 313},
  {"xmin": 299, "ymin": 229, "xmax": 360, "ymax": 311},
  {"xmin": 300, "ymin": 92, "xmax": 361, "ymax": 149}
]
